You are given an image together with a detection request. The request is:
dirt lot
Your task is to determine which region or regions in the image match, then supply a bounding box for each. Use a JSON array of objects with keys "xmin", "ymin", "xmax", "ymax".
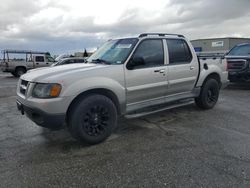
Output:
[{"xmin": 0, "ymin": 72, "xmax": 250, "ymax": 187}]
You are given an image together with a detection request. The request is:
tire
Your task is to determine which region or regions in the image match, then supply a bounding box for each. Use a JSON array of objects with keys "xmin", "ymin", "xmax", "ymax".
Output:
[
  {"xmin": 15, "ymin": 67, "xmax": 26, "ymax": 77},
  {"xmin": 195, "ymin": 79, "xmax": 220, "ymax": 109},
  {"xmin": 68, "ymin": 94, "xmax": 117, "ymax": 145}
]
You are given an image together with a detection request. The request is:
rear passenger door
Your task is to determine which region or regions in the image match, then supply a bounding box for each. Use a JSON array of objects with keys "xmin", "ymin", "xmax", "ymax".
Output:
[{"xmin": 166, "ymin": 39, "xmax": 199, "ymax": 95}]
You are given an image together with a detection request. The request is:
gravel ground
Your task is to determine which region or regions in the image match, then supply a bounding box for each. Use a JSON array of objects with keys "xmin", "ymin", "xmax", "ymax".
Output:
[{"xmin": 0, "ymin": 72, "xmax": 250, "ymax": 188}]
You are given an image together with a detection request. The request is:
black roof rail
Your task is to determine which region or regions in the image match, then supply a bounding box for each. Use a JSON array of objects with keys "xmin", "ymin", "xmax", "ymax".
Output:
[{"xmin": 139, "ymin": 33, "xmax": 184, "ymax": 38}]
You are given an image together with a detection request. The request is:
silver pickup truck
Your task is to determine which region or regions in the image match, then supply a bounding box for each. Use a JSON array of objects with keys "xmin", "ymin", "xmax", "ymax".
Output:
[
  {"xmin": 1, "ymin": 50, "xmax": 55, "ymax": 77},
  {"xmin": 16, "ymin": 33, "xmax": 228, "ymax": 144}
]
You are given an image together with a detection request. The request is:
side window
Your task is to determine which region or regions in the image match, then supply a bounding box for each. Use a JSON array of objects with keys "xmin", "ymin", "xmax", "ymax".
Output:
[
  {"xmin": 130, "ymin": 39, "xmax": 164, "ymax": 68},
  {"xmin": 166, "ymin": 39, "xmax": 192, "ymax": 64},
  {"xmin": 46, "ymin": 57, "xmax": 55, "ymax": 62},
  {"xmin": 35, "ymin": 56, "xmax": 45, "ymax": 62}
]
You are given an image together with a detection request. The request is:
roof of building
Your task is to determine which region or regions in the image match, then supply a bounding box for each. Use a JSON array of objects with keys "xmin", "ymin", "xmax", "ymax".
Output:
[{"xmin": 191, "ymin": 37, "xmax": 250, "ymax": 42}]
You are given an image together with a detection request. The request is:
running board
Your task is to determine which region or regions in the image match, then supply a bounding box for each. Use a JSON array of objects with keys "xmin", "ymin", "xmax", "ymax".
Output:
[{"xmin": 125, "ymin": 100, "xmax": 194, "ymax": 119}]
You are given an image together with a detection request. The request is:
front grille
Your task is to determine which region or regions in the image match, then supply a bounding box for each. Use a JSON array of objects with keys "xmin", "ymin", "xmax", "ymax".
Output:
[
  {"xmin": 227, "ymin": 59, "xmax": 247, "ymax": 71},
  {"xmin": 20, "ymin": 79, "xmax": 29, "ymax": 95}
]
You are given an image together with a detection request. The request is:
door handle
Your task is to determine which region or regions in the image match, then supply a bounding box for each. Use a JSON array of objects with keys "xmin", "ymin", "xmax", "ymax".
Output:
[
  {"xmin": 154, "ymin": 69, "xmax": 165, "ymax": 73},
  {"xmin": 36, "ymin": 63, "xmax": 39, "ymax": 65},
  {"xmin": 190, "ymin": 66, "xmax": 194, "ymax": 70}
]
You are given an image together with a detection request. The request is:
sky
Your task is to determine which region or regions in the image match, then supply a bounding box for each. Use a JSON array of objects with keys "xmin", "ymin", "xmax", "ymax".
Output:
[{"xmin": 1, "ymin": 0, "xmax": 250, "ymax": 55}]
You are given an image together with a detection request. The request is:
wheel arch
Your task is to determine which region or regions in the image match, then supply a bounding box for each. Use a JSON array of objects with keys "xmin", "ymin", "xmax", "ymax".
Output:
[
  {"xmin": 197, "ymin": 69, "xmax": 222, "ymax": 88},
  {"xmin": 15, "ymin": 66, "xmax": 27, "ymax": 72},
  {"xmin": 66, "ymin": 88, "xmax": 121, "ymax": 122},
  {"xmin": 203, "ymin": 72, "xmax": 221, "ymax": 88}
]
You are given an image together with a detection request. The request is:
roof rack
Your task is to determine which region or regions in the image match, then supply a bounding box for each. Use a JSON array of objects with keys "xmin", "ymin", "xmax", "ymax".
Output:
[
  {"xmin": 139, "ymin": 33, "xmax": 184, "ymax": 38},
  {"xmin": 1, "ymin": 49, "xmax": 50, "ymax": 55}
]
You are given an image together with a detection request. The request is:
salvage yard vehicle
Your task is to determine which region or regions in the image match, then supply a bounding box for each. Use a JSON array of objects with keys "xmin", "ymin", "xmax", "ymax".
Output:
[
  {"xmin": 226, "ymin": 43, "xmax": 250, "ymax": 82},
  {"xmin": 1, "ymin": 50, "xmax": 55, "ymax": 77},
  {"xmin": 16, "ymin": 33, "xmax": 228, "ymax": 144}
]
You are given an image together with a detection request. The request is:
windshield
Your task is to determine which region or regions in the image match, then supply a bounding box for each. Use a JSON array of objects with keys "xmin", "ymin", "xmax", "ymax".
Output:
[
  {"xmin": 87, "ymin": 38, "xmax": 138, "ymax": 64},
  {"xmin": 228, "ymin": 44, "xmax": 250, "ymax": 56},
  {"xmin": 46, "ymin": 56, "xmax": 55, "ymax": 62}
]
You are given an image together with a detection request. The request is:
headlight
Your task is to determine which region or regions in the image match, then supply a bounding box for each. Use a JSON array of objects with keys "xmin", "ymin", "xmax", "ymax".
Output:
[{"xmin": 32, "ymin": 83, "xmax": 62, "ymax": 98}]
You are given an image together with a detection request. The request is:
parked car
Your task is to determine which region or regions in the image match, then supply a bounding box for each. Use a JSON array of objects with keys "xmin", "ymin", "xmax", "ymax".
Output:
[
  {"xmin": 0, "ymin": 50, "xmax": 55, "ymax": 77},
  {"xmin": 51, "ymin": 57, "xmax": 86, "ymax": 66},
  {"xmin": 16, "ymin": 33, "xmax": 228, "ymax": 144},
  {"xmin": 226, "ymin": 43, "xmax": 250, "ymax": 82},
  {"xmin": 55, "ymin": 54, "xmax": 73, "ymax": 61}
]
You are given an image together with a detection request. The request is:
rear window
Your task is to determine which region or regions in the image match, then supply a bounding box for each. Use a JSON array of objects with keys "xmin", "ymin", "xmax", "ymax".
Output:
[
  {"xmin": 35, "ymin": 56, "xmax": 44, "ymax": 62},
  {"xmin": 228, "ymin": 44, "xmax": 250, "ymax": 56}
]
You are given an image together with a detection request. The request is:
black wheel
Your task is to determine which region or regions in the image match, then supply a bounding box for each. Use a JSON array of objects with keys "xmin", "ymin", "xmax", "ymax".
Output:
[
  {"xmin": 195, "ymin": 79, "xmax": 220, "ymax": 109},
  {"xmin": 68, "ymin": 94, "xmax": 117, "ymax": 145},
  {"xmin": 15, "ymin": 67, "xmax": 26, "ymax": 77}
]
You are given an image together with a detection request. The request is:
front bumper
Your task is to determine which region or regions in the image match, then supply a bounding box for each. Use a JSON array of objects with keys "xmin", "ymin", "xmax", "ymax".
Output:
[
  {"xmin": 228, "ymin": 70, "xmax": 250, "ymax": 79},
  {"xmin": 17, "ymin": 100, "xmax": 65, "ymax": 130}
]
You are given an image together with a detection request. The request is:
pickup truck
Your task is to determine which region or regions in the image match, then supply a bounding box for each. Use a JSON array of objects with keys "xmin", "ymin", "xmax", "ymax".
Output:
[
  {"xmin": 16, "ymin": 33, "xmax": 228, "ymax": 144},
  {"xmin": 226, "ymin": 43, "xmax": 250, "ymax": 82},
  {"xmin": 1, "ymin": 50, "xmax": 55, "ymax": 77}
]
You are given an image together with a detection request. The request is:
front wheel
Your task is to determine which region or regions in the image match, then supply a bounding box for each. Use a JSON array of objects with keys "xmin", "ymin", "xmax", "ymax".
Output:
[
  {"xmin": 195, "ymin": 79, "xmax": 220, "ymax": 109},
  {"xmin": 15, "ymin": 67, "xmax": 26, "ymax": 77},
  {"xmin": 68, "ymin": 94, "xmax": 117, "ymax": 145}
]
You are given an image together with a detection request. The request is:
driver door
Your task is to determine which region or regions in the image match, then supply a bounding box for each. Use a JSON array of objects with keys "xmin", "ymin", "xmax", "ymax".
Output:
[{"xmin": 124, "ymin": 39, "xmax": 168, "ymax": 112}]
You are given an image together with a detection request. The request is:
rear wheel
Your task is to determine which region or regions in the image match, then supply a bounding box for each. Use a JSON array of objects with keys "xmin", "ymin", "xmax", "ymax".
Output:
[
  {"xmin": 195, "ymin": 79, "xmax": 220, "ymax": 109},
  {"xmin": 15, "ymin": 67, "xmax": 26, "ymax": 77},
  {"xmin": 68, "ymin": 94, "xmax": 117, "ymax": 145}
]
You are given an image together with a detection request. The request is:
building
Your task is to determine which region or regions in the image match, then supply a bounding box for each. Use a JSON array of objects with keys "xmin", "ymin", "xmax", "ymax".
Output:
[{"xmin": 191, "ymin": 37, "xmax": 250, "ymax": 54}]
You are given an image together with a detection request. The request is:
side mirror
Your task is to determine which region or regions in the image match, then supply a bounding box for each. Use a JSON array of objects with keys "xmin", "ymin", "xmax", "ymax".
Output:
[{"xmin": 127, "ymin": 56, "xmax": 145, "ymax": 70}]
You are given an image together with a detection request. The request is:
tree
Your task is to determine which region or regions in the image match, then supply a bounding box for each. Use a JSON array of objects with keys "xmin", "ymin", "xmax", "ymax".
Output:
[{"xmin": 83, "ymin": 49, "xmax": 88, "ymax": 57}]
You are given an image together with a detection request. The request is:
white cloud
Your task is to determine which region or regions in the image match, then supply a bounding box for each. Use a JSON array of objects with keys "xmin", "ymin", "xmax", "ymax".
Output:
[{"xmin": 0, "ymin": 0, "xmax": 250, "ymax": 54}]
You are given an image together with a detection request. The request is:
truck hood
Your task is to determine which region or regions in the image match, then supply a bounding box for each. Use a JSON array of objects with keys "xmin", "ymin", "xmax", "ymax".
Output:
[{"xmin": 21, "ymin": 63, "xmax": 106, "ymax": 82}]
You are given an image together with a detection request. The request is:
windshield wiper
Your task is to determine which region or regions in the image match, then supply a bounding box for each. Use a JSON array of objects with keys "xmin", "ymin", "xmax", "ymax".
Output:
[{"xmin": 91, "ymin": 58, "xmax": 111, "ymax": 65}]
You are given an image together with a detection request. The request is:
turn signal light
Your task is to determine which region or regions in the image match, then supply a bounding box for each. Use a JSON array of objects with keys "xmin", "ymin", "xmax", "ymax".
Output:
[{"xmin": 50, "ymin": 84, "xmax": 61, "ymax": 97}]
